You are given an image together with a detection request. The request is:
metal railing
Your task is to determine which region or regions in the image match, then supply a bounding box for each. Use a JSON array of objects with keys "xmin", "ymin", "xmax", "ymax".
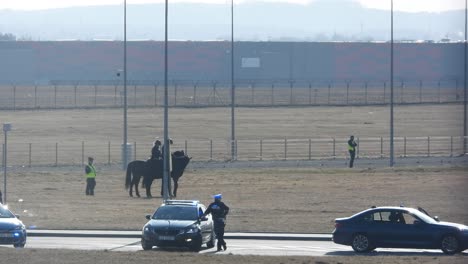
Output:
[
  {"xmin": 1, "ymin": 136, "xmax": 466, "ymax": 168},
  {"xmin": 0, "ymin": 79, "xmax": 461, "ymax": 110}
]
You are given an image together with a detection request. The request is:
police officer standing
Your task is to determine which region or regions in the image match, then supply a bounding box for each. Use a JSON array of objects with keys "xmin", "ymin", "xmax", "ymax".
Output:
[
  {"xmin": 348, "ymin": 135, "xmax": 358, "ymax": 168},
  {"xmin": 202, "ymin": 194, "xmax": 230, "ymax": 251},
  {"xmin": 85, "ymin": 157, "xmax": 97, "ymax": 195}
]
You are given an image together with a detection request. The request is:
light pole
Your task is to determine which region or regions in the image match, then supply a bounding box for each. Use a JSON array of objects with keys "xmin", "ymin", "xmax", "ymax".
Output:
[
  {"xmin": 3, "ymin": 123, "xmax": 11, "ymax": 204},
  {"xmin": 122, "ymin": 0, "xmax": 129, "ymax": 170},
  {"xmin": 230, "ymin": 0, "xmax": 236, "ymax": 161},
  {"xmin": 163, "ymin": 0, "xmax": 170, "ymax": 201},
  {"xmin": 389, "ymin": 0, "xmax": 395, "ymax": 167},
  {"xmin": 464, "ymin": 0, "xmax": 467, "ymax": 154}
]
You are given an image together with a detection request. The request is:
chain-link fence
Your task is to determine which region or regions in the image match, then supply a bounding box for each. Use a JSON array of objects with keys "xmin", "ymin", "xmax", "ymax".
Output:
[
  {"xmin": 1, "ymin": 136, "xmax": 466, "ymax": 168},
  {"xmin": 0, "ymin": 79, "xmax": 461, "ymax": 110}
]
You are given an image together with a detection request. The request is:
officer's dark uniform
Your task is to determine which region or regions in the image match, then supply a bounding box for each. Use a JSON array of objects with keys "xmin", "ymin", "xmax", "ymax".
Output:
[
  {"xmin": 203, "ymin": 194, "xmax": 230, "ymax": 251},
  {"xmin": 348, "ymin": 136, "xmax": 358, "ymax": 168},
  {"xmin": 151, "ymin": 145, "xmax": 161, "ymax": 160}
]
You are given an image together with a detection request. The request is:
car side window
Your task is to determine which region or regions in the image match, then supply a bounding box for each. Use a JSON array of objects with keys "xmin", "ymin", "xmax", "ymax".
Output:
[
  {"xmin": 371, "ymin": 211, "xmax": 392, "ymax": 223},
  {"xmin": 402, "ymin": 212, "xmax": 420, "ymax": 225}
]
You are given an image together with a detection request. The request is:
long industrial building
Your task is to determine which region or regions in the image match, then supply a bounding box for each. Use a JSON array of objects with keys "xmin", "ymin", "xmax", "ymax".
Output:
[{"xmin": 0, "ymin": 41, "xmax": 462, "ymax": 85}]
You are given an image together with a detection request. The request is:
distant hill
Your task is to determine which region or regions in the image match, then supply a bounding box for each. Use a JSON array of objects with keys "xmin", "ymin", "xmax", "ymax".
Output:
[{"xmin": 0, "ymin": 0, "xmax": 463, "ymax": 41}]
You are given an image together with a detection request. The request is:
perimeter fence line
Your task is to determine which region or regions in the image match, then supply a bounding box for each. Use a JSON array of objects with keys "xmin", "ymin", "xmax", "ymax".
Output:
[
  {"xmin": 1, "ymin": 136, "xmax": 466, "ymax": 168},
  {"xmin": 0, "ymin": 79, "xmax": 462, "ymax": 110}
]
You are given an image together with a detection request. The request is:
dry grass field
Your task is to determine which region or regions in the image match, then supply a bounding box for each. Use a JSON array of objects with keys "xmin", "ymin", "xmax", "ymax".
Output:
[
  {"xmin": 1, "ymin": 248, "xmax": 467, "ymax": 264},
  {"xmin": 4, "ymin": 166, "xmax": 467, "ymax": 233}
]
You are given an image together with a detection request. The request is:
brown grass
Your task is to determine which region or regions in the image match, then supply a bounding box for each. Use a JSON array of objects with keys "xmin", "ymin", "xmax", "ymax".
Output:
[{"xmin": 5, "ymin": 166, "xmax": 467, "ymax": 233}]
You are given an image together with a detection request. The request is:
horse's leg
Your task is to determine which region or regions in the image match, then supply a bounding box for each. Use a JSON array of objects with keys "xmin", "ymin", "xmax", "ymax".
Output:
[
  {"xmin": 173, "ymin": 178, "xmax": 178, "ymax": 198},
  {"xmin": 146, "ymin": 178, "xmax": 152, "ymax": 198},
  {"xmin": 135, "ymin": 176, "xmax": 141, "ymax": 198}
]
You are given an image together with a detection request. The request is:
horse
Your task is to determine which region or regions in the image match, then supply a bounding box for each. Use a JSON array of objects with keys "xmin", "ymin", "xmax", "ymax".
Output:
[{"xmin": 125, "ymin": 151, "xmax": 191, "ymax": 198}]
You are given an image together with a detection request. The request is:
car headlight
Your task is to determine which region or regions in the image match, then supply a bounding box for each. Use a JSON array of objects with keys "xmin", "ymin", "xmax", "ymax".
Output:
[
  {"xmin": 181, "ymin": 224, "xmax": 199, "ymax": 234},
  {"xmin": 14, "ymin": 225, "xmax": 25, "ymax": 231},
  {"xmin": 143, "ymin": 225, "xmax": 152, "ymax": 233}
]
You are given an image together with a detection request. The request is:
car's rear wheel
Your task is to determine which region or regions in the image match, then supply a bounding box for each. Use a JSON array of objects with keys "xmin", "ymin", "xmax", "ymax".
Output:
[
  {"xmin": 351, "ymin": 234, "xmax": 372, "ymax": 253},
  {"xmin": 206, "ymin": 230, "xmax": 216, "ymax": 249},
  {"xmin": 441, "ymin": 235, "xmax": 459, "ymax": 255},
  {"xmin": 141, "ymin": 238, "xmax": 153, "ymax": 250}
]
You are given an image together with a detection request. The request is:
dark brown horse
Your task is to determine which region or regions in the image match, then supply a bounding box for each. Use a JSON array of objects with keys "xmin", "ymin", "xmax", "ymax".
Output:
[{"xmin": 125, "ymin": 151, "xmax": 190, "ymax": 198}]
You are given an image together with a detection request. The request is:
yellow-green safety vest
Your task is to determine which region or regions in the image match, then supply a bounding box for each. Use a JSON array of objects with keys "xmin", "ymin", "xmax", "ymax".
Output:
[
  {"xmin": 348, "ymin": 143, "xmax": 356, "ymax": 151},
  {"xmin": 86, "ymin": 164, "xmax": 96, "ymax": 178}
]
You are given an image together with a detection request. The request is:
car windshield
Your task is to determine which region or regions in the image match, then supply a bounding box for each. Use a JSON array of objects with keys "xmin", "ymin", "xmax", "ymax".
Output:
[
  {"xmin": 0, "ymin": 206, "xmax": 15, "ymax": 218},
  {"xmin": 410, "ymin": 209, "xmax": 437, "ymax": 224},
  {"xmin": 153, "ymin": 206, "xmax": 198, "ymax": 221}
]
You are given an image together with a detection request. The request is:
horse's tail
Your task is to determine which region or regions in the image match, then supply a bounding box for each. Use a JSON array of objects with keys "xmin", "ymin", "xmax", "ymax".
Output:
[{"xmin": 125, "ymin": 162, "xmax": 132, "ymax": 190}]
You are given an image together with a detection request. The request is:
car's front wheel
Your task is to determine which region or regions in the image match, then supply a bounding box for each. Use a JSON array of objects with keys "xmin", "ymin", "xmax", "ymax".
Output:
[
  {"xmin": 13, "ymin": 242, "xmax": 26, "ymax": 248},
  {"xmin": 141, "ymin": 238, "xmax": 153, "ymax": 250},
  {"xmin": 441, "ymin": 235, "xmax": 459, "ymax": 255},
  {"xmin": 351, "ymin": 233, "xmax": 372, "ymax": 253}
]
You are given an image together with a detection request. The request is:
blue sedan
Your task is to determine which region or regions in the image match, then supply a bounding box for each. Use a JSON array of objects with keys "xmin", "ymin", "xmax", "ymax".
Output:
[
  {"xmin": 0, "ymin": 204, "xmax": 27, "ymax": 248},
  {"xmin": 332, "ymin": 206, "xmax": 468, "ymax": 254}
]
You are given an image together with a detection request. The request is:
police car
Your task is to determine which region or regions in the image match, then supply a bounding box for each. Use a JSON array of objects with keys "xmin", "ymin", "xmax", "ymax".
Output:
[
  {"xmin": 141, "ymin": 200, "xmax": 215, "ymax": 251},
  {"xmin": 0, "ymin": 204, "xmax": 27, "ymax": 248}
]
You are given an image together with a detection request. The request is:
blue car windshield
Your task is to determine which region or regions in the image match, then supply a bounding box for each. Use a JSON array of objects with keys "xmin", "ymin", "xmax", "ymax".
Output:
[
  {"xmin": 0, "ymin": 206, "xmax": 14, "ymax": 218},
  {"xmin": 153, "ymin": 206, "xmax": 198, "ymax": 221}
]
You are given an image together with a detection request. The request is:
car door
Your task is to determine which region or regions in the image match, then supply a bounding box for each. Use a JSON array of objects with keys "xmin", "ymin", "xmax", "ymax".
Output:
[
  {"xmin": 366, "ymin": 210, "xmax": 403, "ymax": 247},
  {"xmin": 198, "ymin": 205, "xmax": 212, "ymax": 241},
  {"xmin": 389, "ymin": 211, "xmax": 433, "ymax": 248}
]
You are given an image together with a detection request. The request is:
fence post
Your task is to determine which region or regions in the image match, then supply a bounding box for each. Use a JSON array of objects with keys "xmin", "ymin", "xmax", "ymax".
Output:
[
  {"xmin": 114, "ymin": 84, "xmax": 118, "ymax": 106},
  {"xmin": 184, "ymin": 140, "xmax": 188, "ymax": 156},
  {"xmin": 134, "ymin": 141, "xmax": 137, "ymax": 160},
  {"xmin": 400, "ymin": 81, "xmax": 404, "ymax": 104},
  {"xmin": 327, "ymin": 83, "xmax": 331, "ymax": 105},
  {"xmin": 309, "ymin": 139, "xmax": 312, "ymax": 160},
  {"xmin": 427, "ymin": 136, "xmax": 430, "ymax": 157},
  {"xmin": 404, "ymin": 137, "xmax": 407, "ymax": 158},
  {"xmin": 82, "ymin": 141, "xmax": 84, "ymax": 165},
  {"xmin": 108, "ymin": 141, "xmax": 111, "ymax": 165},
  {"xmin": 308, "ymin": 83, "xmax": 312, "ymax": 105},
  {"xmin": 212, "ymin": 82, "xmax": 216, "ymax": 105},
  {"xmin": 94, "ymin": 84, "xmax": 98, "ymax": 107},
  {"xmin": 365, "ymin": 82, "xmax": 368, "ymax": 105},
  {"xmin": 154, "ymin": 84, "xmax": 158, "ymax": 107},
  {"xmin": 332, "ymin": 138, "xmax": 336, "ymax": 159},
  {"xmin": 55, "ymin": 142, "xmax": 58, "ymax": 166},
  {"xmin": 380, "ymin": 137, "xmax": 383, "ymax": 158},
  {"xmin": 134, "ymin": 85, "xmax": 137, "ymax": 107},
  {"xmin": 437, "ymin": 81, "xmax": 441, "ymax": 103},
  {"xmin": 450, "ymin": 136, "xmax": 453, "ymax": 157},
  {"xmin": 289, "ymin": 81, "xmax": 294, "ymax": 105},
  {"xmin": 251, "ymin": 83, "xmax": 255, "ymax": 105},
  {"xmin": 346, "ymin": 82, "xmax": 350, "ymax": 105},
  {"xmin": 260, "ymin": 139, "xmax": 263, "ymax": 161},
  {"xmin": 174, "ymin": 83, "xmax": 178, "ymax": 106},
  {"xmin": 29, "ymin": 143, "xmax": 32, "ymax": 167},
  {"xmin": 314, "ymin": 89, "xmax": 318, "ymax": 105},
  {"xmin": 419, "ymin": 80, "xmax": 423, "ymax": 103},
  {"xmin": 13, "ymin": 85, "xmax": 16, "ymax": 110},
  {"xmin": 193, "ymin": 84, "xmax": 197, "ymax": 105},
  {"xmin": 210, "ymin": 139, "xmax": 213, "ymax": 161},
  {"xmin": 271, "ymin": 83, "xmax": 275, "ymax": 106},
  {"xmin": 356, "ymin": 137, "xmax": 360, "ymax": 159},
  {"xmin": 383, "ymin": 81, "xmax": 386, "ymax": 104},
  {"xmin": 55, "ymin": 84, "xmax": 59, "ymax": 108},
  {"xmin": 34, "ymin": 85, "xmax": 38, "ymax": 108},
  {"xmin": 284, "ymin": 138, "xmax": 287, "ymax": 160}
]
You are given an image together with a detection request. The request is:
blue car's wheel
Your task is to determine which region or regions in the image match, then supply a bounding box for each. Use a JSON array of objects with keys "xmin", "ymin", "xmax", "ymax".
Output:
[
  {"xmin": 351, "ymin": 234, "xmax": 372, "ymax": 253},
  {"xmin": 141, "ymin": 238, "xmax": 153, "ymax": 250},
  {"xmin": 441, "ymin": 235, "xmax": 459, "ymax": 255}
]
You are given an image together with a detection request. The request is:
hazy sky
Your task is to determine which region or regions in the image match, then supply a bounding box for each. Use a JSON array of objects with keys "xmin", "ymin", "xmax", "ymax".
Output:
[{"xmin": 0, "ymin": 0, "xmax": 464, "ymax": 12}]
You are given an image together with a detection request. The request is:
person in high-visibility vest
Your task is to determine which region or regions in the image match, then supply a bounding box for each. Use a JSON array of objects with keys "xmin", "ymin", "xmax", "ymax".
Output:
[
  {"xmin": 348, "ymin": 136, "xmax": 358, "ymax": 168},
  {"xmin": 85, "ymin": 157, "xmax": 97, "ymax": 195}
]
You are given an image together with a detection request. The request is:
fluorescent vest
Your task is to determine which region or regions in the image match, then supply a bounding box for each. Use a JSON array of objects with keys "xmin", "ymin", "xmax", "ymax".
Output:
[
  {"xmin": 86, "ymin": 164, "xmax": 96, "ymax": 178},
  {"xmin": 348, "ymin": 143, "xmax": 355, "ymax": 151}
]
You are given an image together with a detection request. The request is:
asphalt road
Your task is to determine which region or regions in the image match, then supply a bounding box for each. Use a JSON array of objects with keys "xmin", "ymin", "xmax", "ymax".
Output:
[{"xmin": 11, "ymin": 236, "xmax": 467, "ymax": 256}]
